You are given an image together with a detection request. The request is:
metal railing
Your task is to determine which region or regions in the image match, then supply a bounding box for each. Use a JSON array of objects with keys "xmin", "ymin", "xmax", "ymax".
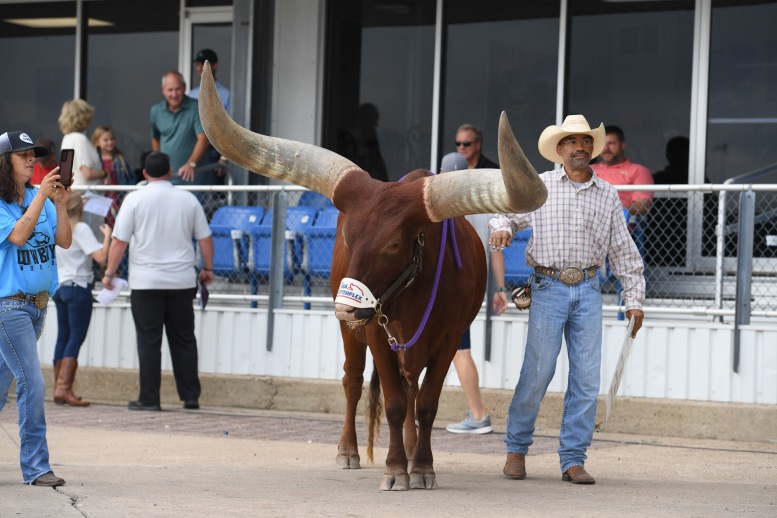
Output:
[{"xmin": 75, "ymin": 181, "xmax": 777, "ymax": 361}]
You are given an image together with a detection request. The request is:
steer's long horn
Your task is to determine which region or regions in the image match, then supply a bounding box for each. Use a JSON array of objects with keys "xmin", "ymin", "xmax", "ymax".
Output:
[
  {"xmin": 198, "ymin": 62, "xmax": 359, "ymax": 198},
  {"xmin": 423, "ymin": 112, "xmax": 547, "ymax": 222}
]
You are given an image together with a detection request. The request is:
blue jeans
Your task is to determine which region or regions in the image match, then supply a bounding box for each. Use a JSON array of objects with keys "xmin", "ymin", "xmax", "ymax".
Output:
[
  {"xmin": 0, "ymin": 299, "xmax": 52, "ymax": 483},
  {"xmin": 53, "ymin": 283, "xmax": 94, "ymax": 362},
  {"xmin": 504, "ymin": 272, "xmax": 603, "ymax": 473}
]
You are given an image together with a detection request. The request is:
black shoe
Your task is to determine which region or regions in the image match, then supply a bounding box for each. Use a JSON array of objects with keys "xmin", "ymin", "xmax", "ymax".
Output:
[
  {"xmin": 183, "ymin": 400, "xmax": 200, "ymax": 410},
  {"xmin": 33, "ymin": 472, "xmax": 66, "ymax": 487},
  {"xmin": 128, "ymin": 400, "xmax": 161, "ymax": 411}
]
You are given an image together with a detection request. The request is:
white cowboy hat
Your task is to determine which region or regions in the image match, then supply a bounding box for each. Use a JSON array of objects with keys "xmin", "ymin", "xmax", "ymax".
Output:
[{"xmin": 537, "ymin": 114, "xmax": 605, "ymax": 164}]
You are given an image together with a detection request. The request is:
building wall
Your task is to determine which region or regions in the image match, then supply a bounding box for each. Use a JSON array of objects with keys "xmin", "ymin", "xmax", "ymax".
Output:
[
  {"xmin": 37, "ymin": 304, "xmax": 777, "ymax": 406},
  {"xmin": 271, "ymin": 0, "xmax": 323, "ymax": 144}
]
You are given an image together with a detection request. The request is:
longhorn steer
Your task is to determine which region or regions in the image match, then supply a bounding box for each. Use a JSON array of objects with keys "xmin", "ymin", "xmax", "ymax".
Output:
[{"xmin": 198, "ymin": 63, "xmax": 547, "ymax": 491}]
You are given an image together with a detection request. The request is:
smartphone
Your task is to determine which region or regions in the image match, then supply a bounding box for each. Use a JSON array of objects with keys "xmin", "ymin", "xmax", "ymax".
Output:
[{"xmin": 58, "ymin": 148, "xmax": 75, "ymax": 187}]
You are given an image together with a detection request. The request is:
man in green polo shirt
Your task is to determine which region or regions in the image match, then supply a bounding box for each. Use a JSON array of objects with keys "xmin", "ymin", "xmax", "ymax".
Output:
[{"xmin": 149, "ymin": 71, "xmax": 210, "ymax": 186}]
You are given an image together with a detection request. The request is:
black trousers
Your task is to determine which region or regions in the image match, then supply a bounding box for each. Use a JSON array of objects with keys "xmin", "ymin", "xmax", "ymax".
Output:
[{"xmin": 130, "ymin": 288, "xmax": 201, "ymax": 404}]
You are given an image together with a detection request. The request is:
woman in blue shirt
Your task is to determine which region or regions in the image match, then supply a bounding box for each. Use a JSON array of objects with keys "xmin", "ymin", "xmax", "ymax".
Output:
[{"xmin": 0, "ymin": 130, "xmax": 72, "ymax": 487}]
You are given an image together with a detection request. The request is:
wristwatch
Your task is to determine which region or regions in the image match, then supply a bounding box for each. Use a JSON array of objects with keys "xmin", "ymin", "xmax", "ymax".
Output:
[
  {"xmin": 188, "ymin": 162, "xmax": 197, "ymax": 168},
  {"xmin": 495, "ymin": 286, "xmax": 510, "ymax": 293}
]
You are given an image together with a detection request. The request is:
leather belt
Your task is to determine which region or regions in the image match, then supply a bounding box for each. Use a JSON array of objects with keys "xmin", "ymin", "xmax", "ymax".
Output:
[
  {"xmin": 5, "ymin": 291, "xmax": 49, "ymax": 310},
  {"xmin": 534, "ymin": 266, "xmax": 598, "ymax": 287}
]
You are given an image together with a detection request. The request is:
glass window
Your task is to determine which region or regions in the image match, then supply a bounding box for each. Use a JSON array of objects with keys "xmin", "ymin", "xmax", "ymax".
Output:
[
  {"xmin": 443, "ymin": 1, "xmax": 560, "ymax": 170},
  {"xmin": 707, "ymin": 0, "xmax": 777, "ymax": 184},
  {"xmin": 568, "ymin": 0, "xmax": 695, "ymax": 178},
  {"xmin": 0, "ymin": 2, "xmax": 76, "ymax": 143},
  {"xmin": 323, "ymin": 1, "xmax": 436, "ymax": 181},
  {"xmin": 709, "ymin": 1, "xmax": 777, "ymax": 268},
  {"xmin": 190, "ymin": 23, "xmax": 232, "ymax": 98},
  {"xmin": 86, "ymin": 1, "xmax": 179, "ymax": 176}
]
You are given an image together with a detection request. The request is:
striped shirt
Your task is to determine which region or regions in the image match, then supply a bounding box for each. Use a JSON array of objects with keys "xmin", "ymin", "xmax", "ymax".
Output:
[{"xmin": 489, "ymin": 167, "xmax": 645, "ymax": 311}]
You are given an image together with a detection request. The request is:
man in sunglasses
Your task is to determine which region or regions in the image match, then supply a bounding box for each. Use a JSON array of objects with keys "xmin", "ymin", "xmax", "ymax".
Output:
[
  {"xmin": 444, "ymin": 123, "xmax": 497, "ymax": 435},
  {"xmin": 454, "ymin": 124, "xmax": 497, "ymax": 170}
]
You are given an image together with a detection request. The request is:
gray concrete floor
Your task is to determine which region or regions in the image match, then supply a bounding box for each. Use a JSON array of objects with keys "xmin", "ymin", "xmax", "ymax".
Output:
[{"xmin": 2, "ymin": 400, "xmax": 776, "ymax": 517}]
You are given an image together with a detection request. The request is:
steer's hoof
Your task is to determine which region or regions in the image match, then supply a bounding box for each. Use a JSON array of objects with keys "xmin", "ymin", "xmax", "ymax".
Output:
[
  {"xmin": 336, "ymin": 453, "xmax": 360, "ymax": 469},
  {"xmin": 410, "ymin": 472, "xmax": 438, "ymax": 489},
  {"xmin": 379, "ymin": 473, "xmax": 410, "ymax": 491}
]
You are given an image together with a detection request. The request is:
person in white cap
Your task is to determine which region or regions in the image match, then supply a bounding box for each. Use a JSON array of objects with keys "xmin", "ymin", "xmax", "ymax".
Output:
[
  {"xmin": 0, "ymin": 130, "xmax": 72, "ymax": 487},
  {"xmin": 489, "ymin": 115, "xmax": 645, "ymax": 485}
]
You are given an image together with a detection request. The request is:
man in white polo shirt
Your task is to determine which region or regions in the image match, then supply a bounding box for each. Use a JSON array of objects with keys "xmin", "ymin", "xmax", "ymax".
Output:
[{"xmin": 102, "ymin": 152, "xmax": 214, "ymax": 411}]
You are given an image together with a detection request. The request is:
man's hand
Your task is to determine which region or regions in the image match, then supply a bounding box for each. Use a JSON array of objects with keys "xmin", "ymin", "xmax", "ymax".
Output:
[
  {"xmin": 493, "ymin": 291, "xmax": 508, "ymax": 315},
  {"xmin": 216, "ymin": 157, "xmax": 228, "ymax": 177},
  {"xmin": 488, "ymin": 230, "xmax": 512, "ymax": 251},
  {"xmin": 178, "ymin": 163, "xmax": 196, "ymax": 182},
  {"xmin": 198, "ymin": 269, "xmax": 214, "ymax": 285},
  {"xmin": 625, "ymin": 309, "xmax": 644, "ymax": 338},
  {"xmin": 101, "ymin": 274, "xmax": 115, "ymax": 289}
]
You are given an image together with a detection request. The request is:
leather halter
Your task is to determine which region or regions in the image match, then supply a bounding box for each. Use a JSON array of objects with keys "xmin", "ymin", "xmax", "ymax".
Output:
[
  {"xmin": 375, "ymin": 218, "xmax": 462, "ymax": 351},
  {"xmin": 376, "ymin": 233, "xmax": 424, "ymax": 307}
]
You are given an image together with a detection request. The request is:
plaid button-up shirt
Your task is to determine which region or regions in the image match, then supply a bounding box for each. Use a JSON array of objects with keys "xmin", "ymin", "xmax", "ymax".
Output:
[{"xmin": 489, "ymin": 167, "xmax": 645, "ymax": 311}]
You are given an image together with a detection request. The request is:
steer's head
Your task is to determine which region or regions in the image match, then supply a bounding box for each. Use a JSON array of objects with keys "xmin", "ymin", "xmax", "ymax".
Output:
[
  {"xmin": 329, "ymin": 171, "xmax": 430, "ymax": 326},
  {"xmin": 197, "ymin": 62, "xmax": 547, "ymax": 324}
]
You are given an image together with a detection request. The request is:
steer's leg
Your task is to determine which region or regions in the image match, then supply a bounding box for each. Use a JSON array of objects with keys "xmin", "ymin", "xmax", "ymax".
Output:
[
  {"xmin": 369, "ymin": 340, "xmax": 410, "ymax": 491},
  {"xmin": 337, "ymin": 330, "xmax": 366, "ymax": 469},
  {"xmin": 409, "ymin": 344, "xmax": 457, "ymax": 489},
  {"xmin": 403, "ymin": 377, "xmax": 419, "ymax": 461}
]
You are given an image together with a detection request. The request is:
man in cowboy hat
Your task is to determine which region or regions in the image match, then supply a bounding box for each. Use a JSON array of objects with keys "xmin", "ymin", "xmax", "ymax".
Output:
[{"xmin": 488, "ymin": 115, "xmax": 645, "ymax": 485}]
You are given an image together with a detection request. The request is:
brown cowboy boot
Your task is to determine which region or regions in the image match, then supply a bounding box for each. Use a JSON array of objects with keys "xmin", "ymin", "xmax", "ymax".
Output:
[
  {"xmin": 54, "ymin": 357, "xmax": 90, "ymax": 407},
  {"xmin": 54, "ymin": 359, "xmax": 82, "ymax": 401},
  {"xmin": 503, "ymin": 453, "xmax": 526, "ymax": 479},
  {"xmin": 53, "ymin": 360, "xmax": 62, "ymax": 387}
]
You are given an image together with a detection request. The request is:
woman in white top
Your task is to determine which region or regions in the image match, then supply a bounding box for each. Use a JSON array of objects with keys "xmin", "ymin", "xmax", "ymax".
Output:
[
  {"xmin": 52, "ymin": 193, "xmax": 110, "ymax": 406},
  {"xmin": 58, "ymin": 100, "xmax": 107, "ymax": 187}
]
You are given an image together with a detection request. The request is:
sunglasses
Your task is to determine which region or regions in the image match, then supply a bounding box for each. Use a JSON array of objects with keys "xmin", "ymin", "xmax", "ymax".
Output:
[{"xmin": 455, "ymin": 141, "xmax": 473, "ymax": 148}]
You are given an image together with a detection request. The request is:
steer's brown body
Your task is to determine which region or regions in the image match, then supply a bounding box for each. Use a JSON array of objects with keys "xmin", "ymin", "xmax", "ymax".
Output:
[
  {"xmin": 330, "ymin": 169, "xmax": 486, "ymax": 489},
  {"xmin": 197, "ymin": 62, "xmax": 547, "ymax": 491}
]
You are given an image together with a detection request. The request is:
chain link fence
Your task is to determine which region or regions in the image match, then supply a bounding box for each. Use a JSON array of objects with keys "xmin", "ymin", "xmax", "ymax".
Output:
[{"xmin": 78, "ymin": 183, "xmax": 777, "ymax": 319}]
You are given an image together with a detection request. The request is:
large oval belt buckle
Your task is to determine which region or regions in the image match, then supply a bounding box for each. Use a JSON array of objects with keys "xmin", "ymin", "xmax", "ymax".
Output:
[
  {"xmin": 558, "ymin": 267, "xmax": 584, "ymax": 286},
  {"xmin": 34, "ymin": 291, "xmax": 49, "ymax": 309}
]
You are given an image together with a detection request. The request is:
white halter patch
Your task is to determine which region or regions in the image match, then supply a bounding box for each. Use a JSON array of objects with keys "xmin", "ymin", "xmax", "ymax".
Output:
[{"xmin": 335, "ymin": 278, "xmax": 378, "ymax": 309}]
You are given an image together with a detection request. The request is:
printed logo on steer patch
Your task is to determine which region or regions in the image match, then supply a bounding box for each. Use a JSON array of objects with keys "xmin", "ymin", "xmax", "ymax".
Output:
[{"xmin": 335, "ymin": 278, "xmax": 377, "ymax": 309}]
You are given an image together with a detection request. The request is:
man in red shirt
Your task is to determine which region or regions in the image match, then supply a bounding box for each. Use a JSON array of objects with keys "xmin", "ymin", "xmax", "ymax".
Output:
[
  {"xmin": 32, "ymin": 138, "xmax": 58, "ymax": 185},
  {"xmin": 590, "ymin": 126, "xmax": 653, "ymax": 216}
]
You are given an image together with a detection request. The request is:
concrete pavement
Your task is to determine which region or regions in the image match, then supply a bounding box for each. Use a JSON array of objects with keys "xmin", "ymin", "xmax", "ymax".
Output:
[{"xmin": 2, "ymin": 400, "xmax": 776, "ymax": 517}]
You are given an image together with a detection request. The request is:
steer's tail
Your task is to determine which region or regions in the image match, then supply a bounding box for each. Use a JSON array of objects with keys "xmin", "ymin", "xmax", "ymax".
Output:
[{"xmin": 366, "ymin": 363, "xmax": 382, "ymax": 463}]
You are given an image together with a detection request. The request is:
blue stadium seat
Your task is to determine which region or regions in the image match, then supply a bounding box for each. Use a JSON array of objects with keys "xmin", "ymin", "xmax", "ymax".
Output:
[
  {"xmin": 250, "ymin": 206, "xmax": 318, "ymax": 284},
  {"xmin": 298, "ymin": 191, "xmax": 334, "ymax": 210},
  {"xmin": 503, "ymin": 227, "xmax": 532, "ymax": 286},
  {"xmin": 304, "ymin": 207, "xmax": 340, "ymax": 279},
  {"xmin": 209, "ymin": 206, "xmax": 265, "ymax": 278}
]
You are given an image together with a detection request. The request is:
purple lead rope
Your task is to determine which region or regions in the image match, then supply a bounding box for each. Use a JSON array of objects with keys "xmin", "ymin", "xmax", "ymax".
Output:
[{"xmin": 391, "ymin": 218, "xmax": 463, "ymax": 351}]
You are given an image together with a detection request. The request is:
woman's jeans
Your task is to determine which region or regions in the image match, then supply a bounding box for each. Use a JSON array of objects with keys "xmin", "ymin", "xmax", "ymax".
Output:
[
  {"xmin": 53, "ymin": 283, "xmax": 94, "ymax": 362},
  {"xmin": 0, "ymin": 299, "xmax": 52, "ymax": 483},
  {"xmin": 504, "ymin": 273, "xmax": 603, "ymax": 473}
]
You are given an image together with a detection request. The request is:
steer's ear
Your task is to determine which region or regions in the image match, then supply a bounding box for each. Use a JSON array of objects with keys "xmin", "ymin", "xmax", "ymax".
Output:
[{"xmin": 331, "ymin": 169, "xmax": 385, "ymax": 214}]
